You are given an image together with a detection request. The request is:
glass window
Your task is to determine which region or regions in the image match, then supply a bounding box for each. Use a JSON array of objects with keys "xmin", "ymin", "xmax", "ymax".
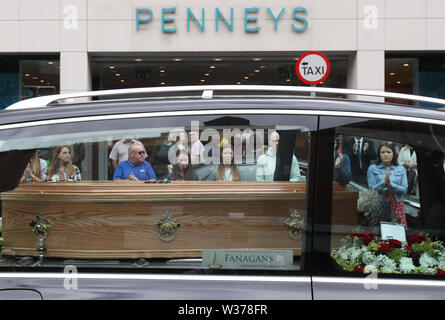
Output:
[
  {"xmin": 0, "ymin": 55, "xmax": 59, "ymax": 110},
  {"xmin": 91, "ymin": 54, "xmax": 347, "ymax": 89},
  {"xmin": 0, "ymin": 112, "xmax": 315, "ymax": 274},
  {"xmin": 326, "ymin": 117, "xmax": 445, "ymax": 277}
]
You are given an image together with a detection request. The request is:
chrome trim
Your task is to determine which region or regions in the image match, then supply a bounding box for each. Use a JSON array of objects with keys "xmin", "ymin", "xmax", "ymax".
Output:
[
  {"xmin": 6, "ymin": 85, "xmax": 445, "ymax": 110},
  {"xmin": 0, "ymin": 272, "xmax": 310, "ymax": 283},
  {"xmin": 1, "ymin": 108, "xmax": 445, "ymax": 132},
  {"xmin": 313, "ymin": 276, "xmax": 445, "ymax": 287}
]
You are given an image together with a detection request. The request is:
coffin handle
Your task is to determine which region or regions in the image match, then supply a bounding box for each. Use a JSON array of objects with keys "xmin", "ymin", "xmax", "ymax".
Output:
[
  {"xmin": 155, "ymin": 212, "xmax": 180, "ymax": 242},
  {"xmin": 282, "ymin": 209, "xmax": 304, "ymax": 240}
]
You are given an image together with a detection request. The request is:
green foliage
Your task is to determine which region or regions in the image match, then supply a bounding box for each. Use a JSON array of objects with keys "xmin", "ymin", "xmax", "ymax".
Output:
[
  {"xmin": 386, "ymin": 248, "xmax": 407, "ymax": 264},
  {"xmin": 367, "ymin": 241, "xmax": 379, "ymax": 252},
  {"xmin": 412, "ymin": 241, "xmax": 437, "ymax": 257}
]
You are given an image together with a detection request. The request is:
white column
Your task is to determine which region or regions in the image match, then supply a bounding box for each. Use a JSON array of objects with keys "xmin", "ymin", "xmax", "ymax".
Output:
[
  {"xmin": 347, "ymin": 50, "xmax": 385, "ymax": 101},
  {"xmin": 60, "ymin": 51, "xmax": 91, "ymax": 94}
]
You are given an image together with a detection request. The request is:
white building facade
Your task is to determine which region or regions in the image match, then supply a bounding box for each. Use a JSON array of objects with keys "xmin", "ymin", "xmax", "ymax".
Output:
[{"xmin": 1, "ymin": 0, "xmax": 445, "ymax": 107}]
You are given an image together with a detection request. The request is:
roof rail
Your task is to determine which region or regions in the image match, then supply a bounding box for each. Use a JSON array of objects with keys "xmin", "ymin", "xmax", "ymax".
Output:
[{"xmin": 6, "ymin": 85, "xmax": 445, "ymax": 110}]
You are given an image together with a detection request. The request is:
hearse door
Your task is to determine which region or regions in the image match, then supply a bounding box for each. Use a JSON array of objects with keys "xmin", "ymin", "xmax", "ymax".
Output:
[{"xmin": 312, "ymin": 115, "xmax": 445, "ymax": 299}]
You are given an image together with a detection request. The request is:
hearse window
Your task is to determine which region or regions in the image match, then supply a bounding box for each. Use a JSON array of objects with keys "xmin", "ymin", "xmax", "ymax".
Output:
[
  {"xmin": 326, "ymin": 118, "xmax": 445, "ymax": 277},
  {"xmin": 0, "ymin": 114, "xmax": 315, "ymax": 273}
]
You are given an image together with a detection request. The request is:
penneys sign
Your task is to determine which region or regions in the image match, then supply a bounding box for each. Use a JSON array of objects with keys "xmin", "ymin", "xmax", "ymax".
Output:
[{"xmin": 136, "ymin": 7, "xmax": 308, "ymax": 33}]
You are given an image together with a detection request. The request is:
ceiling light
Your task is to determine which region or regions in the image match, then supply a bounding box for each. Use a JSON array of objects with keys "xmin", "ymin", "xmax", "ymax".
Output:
[
  {"xmin": 204, "ymin": 73, "xmax": 210, "ymax": 76},
  {"xmin": 244, "ymin": 76, "xmax": 249, "ymax": 80},
  {"xmin": 210, "ymin": 65, "xmax": 216, "ymax": 69},
  {"xmin": 236, "ymin": 81, "xmax": 241, "ymax": 85},
  {"xmin": 254, "ymin": 69, "xmax": 260, "ymax": 73},
  {"xmin": 397, "ymin": 81, "xmax": 401, "ymax": 84},
  {"xmin": 253, "ymin": 58, "xmax": 262, "ymax": 61},
  {"xmin": 160, "ymin": 70, "xmax": 165, "ymax": 73},
  {"xmin": 120, "ymin": 79, "xmax": 125, "ymax": 83},
  {"xmin": 403, "ymin": 63, "xmax": 409, "ymax": 67},
  {"xmin": 109, "ymin": 66, "xmax": 115, "ymax": 69},
  {"xmin": 40, "ymin": 80, "xmax": 45, "ymax": 83},
  {"xmin": 161, "ymin": 82, "xmax": 165, "ymax": 85},
  {"xmin": 134, "ymin": 58, "xmax": 143, "ymax": 62},
  {"xmin": 173, "ymin": 58, "xmax": 182, "ymax": 62},
  {"xmin": 390, "ymin": 72, "xmax": 395, "ymax": 76},
  {"xmin": 115, "ymin": 73, "xmax": 121, "ymax": 77},
  {"xmin": 48, "ymin": 61, "xmax": 54, "ymax": 65},
  {"xmin": 286, "ymin": 79, "xmax": 291, "ymax": 82},
  {"xmin": 260, "ymin": 65, "xmax": 266, "ymax": 69},
  {"xmin": 200, "ymin": 79, "xmax": 205, "ymax": 82},
  {"xmin": 32, "ymin": 77, "xmax": 38, "ymax": 80},
  {"xmin": 213, "ymin": 58, "xmax": 223, "ymax": 62},
  {"xmin": 24, "ymin": 74, "xmax": 30, "ymax": 77}
]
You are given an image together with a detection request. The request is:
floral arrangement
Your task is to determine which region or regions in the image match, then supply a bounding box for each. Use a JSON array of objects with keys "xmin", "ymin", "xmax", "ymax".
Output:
[{"xmin": 331, "ymin": 230, "xmax": 445, "ymax": 275}]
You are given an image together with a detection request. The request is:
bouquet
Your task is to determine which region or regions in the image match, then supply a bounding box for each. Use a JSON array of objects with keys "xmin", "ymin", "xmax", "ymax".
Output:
[{"xmin": 331, "ymin": 230, "xmax": 445, "ymax": 275}]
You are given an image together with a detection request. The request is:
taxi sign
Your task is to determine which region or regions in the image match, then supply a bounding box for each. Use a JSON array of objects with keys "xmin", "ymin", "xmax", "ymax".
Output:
[{"xmin": 296, "ymin": 51, "xmax": 330, "ymax": 85}]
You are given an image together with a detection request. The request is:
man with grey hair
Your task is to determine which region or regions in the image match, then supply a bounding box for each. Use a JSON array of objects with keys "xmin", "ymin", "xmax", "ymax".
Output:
[
  {"xmin": 109, "ymin": 136, "xmax": 147, "ymax": 170},
  {"xmin": 113, "ymin": 143, "xmax": 156, "ymax": 181},
  {"xmin": 255, "ymin": 131, "xmax": 303, "ymax": 181}
]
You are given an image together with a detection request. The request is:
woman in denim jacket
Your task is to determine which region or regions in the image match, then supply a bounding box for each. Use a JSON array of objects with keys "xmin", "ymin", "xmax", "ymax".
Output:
[{"xmin": 367, "ymin": 142, "xmax": 408, "ymax": 229}]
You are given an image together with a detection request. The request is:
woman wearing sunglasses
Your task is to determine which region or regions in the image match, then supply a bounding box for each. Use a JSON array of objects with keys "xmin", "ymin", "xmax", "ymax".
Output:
[{"xmin": 113, "ymin": 143, "xmax": 157, "ymax": 181}]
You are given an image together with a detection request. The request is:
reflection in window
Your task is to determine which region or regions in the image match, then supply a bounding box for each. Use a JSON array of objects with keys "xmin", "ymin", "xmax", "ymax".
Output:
[
  {"xmin": 330, "ymin": 120, "xmax": 445, "ymax": 277},
  {"xmin": 0, "ymin": 114, "xmax": 313, "ymax": 273}
]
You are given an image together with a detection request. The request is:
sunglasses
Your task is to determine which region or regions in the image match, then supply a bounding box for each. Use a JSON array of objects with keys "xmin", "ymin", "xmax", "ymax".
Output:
[{"xmin": 137, "ymin": 151, "xmax": 145, "ymax": 155}]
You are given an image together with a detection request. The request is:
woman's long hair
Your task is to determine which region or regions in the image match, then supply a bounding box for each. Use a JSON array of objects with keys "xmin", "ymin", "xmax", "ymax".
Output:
[
  {"xmin": 30, "ymin": 151, "xmax": 41, "ymax": 178},
  {"xmin": 172, "ymin": 150, "xmax": 195, "ymax": 181},
  {"xmin": 217, "ymin": 145, "xmax": 240, "ymax": 181},
  {"xmin": 47, "ymin": 145, "xmax": 75, "ymax": 178},
  {"xmin": 375, "ymin": 142, "xmax": 399, "ymax": 166}
]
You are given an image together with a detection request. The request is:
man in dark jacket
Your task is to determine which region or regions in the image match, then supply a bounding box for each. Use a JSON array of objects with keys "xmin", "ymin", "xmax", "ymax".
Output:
[{"xmin": 342, "ymin": 136, "xmax": 377, "ymax": 186}]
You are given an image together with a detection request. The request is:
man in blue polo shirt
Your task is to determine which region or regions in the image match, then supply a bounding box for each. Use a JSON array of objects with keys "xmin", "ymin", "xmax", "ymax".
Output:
[{"xmin": 113, "ymin": 143, "xmax": 157, "ymax": 181}]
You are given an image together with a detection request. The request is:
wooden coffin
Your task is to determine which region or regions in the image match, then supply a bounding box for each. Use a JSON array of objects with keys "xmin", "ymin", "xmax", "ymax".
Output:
[{"xmin": 0, "ymin": 181, "xmax": 358, "ymax": 259}]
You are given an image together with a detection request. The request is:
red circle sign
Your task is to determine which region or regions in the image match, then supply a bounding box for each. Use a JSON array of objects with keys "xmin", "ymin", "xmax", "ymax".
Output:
[{"xmin": 296, "ymin": 51, "xmax": 331, "ymax": 85}]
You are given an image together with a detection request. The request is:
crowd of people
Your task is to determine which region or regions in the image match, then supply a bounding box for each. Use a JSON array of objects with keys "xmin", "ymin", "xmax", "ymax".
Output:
[
  {"xmin": 20, "ymin": 131, "xmax": 306, "ymax": 184},
  {"xmin": 21, "ymin": 131, "xmax": 425, "ymax": 230}
]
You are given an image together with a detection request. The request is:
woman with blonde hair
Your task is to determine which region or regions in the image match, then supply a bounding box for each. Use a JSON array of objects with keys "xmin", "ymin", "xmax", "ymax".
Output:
[
  {"xmin": 20, "ymin": 150, "xmax": 47, "ymax": 182},
  {"xmin": 210, "ymin": 144, "xmax": 241, "ymax": 181},
  {"xmin": 47, "ymin": 145, "xmax": 81, "ymax": 182}
]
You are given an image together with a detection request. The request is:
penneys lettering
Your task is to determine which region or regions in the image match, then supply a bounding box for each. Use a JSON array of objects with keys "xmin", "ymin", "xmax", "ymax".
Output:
[{"xmin": 136, "ymin": 7, "xmax": 308, "ymax": 32}]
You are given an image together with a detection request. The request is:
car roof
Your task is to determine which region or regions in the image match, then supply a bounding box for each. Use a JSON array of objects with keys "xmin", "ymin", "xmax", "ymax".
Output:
[{"xmin": 2, "ymin": 85, "xmax": 445, "ymax": 127}]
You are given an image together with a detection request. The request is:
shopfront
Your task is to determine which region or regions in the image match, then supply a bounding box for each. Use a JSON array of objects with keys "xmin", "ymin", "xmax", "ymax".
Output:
[{"xmin": 1, "ymin": 0, "xmax": 445, "ymax": 108}]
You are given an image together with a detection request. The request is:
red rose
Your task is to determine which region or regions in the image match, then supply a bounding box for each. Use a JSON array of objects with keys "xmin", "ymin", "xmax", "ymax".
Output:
[
  {"xmin": 362, "ymin": 235, "xmax": 374, "ymax": 246},
  {"xmin": 436, "ymin": 269, "xmax": 445, "ymax": 275},
  {"xmin": 379, "ymin": 243, "xmax": 391, "ymax": 252},
  {"xmin": 354, "ymin": 267, "xmax": 364, "ymax": 273},
  {"xmin": 407, "ymin": 235, "xmax": 426, "ymax": 246},
  {"xmin": 388, "ymin": 239, "xmax": 402, "ymax": 248}
]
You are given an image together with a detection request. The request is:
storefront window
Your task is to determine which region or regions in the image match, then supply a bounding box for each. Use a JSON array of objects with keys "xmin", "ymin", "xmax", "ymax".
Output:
[
  {"xmin": 91, "ymin": 53, "xmax": 347, "ymax": 90},
  {"xmin": 386, "ymin": 53, "xmax": 445, "ymax": 108},
  {"xmin": 0, "ymin": 56, "xmax": 59, "ymax": 110}
]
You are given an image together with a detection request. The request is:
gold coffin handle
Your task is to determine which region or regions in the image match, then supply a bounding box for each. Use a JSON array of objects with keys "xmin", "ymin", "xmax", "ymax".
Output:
[
  {"xmin": 282, "ymin": 209, "xmax": 304, "ymax": 241},
  {"xmin": 155, "ymin": 212, "xmax": 180, "ymax": 242},
  {"xmin": 30, "ymin": 211, "xmax": 52, "ymax": 241}
]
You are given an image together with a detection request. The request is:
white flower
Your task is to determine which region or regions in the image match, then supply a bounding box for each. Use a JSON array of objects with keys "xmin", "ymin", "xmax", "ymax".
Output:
[
  {"xmin": 437, "ymin": 254, "xmax": 445, "ymax": 270},
  {"xmin": 374, "ymin": 254, "xmax": 391, "ymax": 268},
  {"xmin": 362, "ymin": 251, "xmax": 377, "ymax": 265},
  {"xmin": 399, "ymin": 257, "xmax": 415, "ymax": 273},
  {"xmin": 381, "ymin": 259, "xmax": 397, "ymax": 273},
  {"xmin": 422, "ymin": 267, "xmax": 436, "ymax": 275},
  {"xmin": 419, "ymin": 253, "xmax": 438, "ymax": 268}
]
